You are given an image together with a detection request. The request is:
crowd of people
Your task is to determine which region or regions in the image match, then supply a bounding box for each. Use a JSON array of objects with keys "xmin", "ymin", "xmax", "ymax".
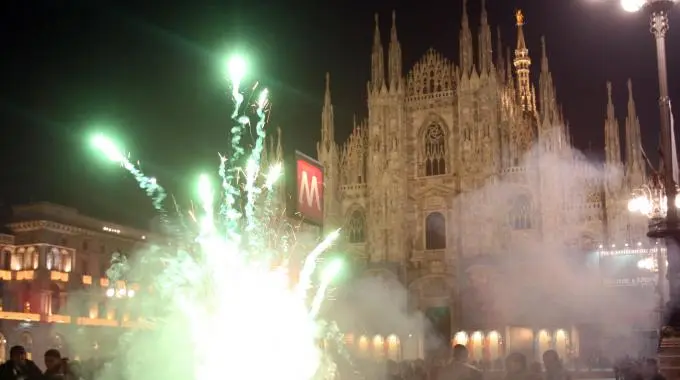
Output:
[
  {"xmin": 0, "ymin": 346, "xmax": 107, "ymax": 380},
  {"xmin": 343, "ymin": 345, "xmax": 665, "ymax": 380},
  {"xmin": 0, "ymin": 343, "xmax": 667, "ymax": 380}
]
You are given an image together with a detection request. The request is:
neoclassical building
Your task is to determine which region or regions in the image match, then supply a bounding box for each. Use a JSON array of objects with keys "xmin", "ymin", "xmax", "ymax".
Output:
[
  {"xmin": 318, "ymin": 4, "xmax": 660, "ymax": 363},
  {"xmin": 0, "ymin": 202, "xmax": 157, "ymax": 365}
]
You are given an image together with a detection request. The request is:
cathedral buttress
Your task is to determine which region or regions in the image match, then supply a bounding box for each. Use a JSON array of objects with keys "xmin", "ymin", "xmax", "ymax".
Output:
[
  {"xmin": 496, "ymin": 28, "xmax": 505, "ymax": 83},
  {"xmin": 604, "ymin": 82, "xmax": 622, "ymax": 168},
  {"xmin": 538, "ymin": 37, "xmax": 559, "ymax": 127},
  {"xmin": 624, "ymin": 79, "xmax": 645, "ymax": 190},
  {"xmin": 371, "ymin": 14, "xmax": 385, "ymax": 93},
  {"xmin": 459, "ymin": 0, "xmax": 473, "ymax": 77},
  {"xmin": 537, "ymin": 37, "xmax": 568, "ymax": 154},
  {"xmin": 316, "ymin": 73, "xmax": 340, "ymax": 230},
  {"xmin": 388, "ymin": 11, "xmax": 403, "ymax": 93},
  {"xmin": 603, "ymin": 81, "xmax": 624, "ymax": 241},
  {"xmin": 478, "ymin": 0, "xmax": 493, "ymax": 75}
]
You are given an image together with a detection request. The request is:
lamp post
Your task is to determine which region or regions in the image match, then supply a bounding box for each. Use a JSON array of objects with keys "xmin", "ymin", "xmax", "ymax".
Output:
[{"xmin": 623, "ymin": 0, "xmax": 678, "ymax": 373}]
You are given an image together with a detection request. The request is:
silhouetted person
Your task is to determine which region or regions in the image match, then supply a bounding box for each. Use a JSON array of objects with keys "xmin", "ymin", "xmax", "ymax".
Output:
[
  {"xmin": 542, "ymin": 350, "xmax": 570, "ymax": 380},
  {"xmin": 641, "ymin": 358, "xmax": 665, "ymax": 380},
  {"xmin": 530, "ymin": 362, "xmax": 542, "ymax": 378},
  {"xmin": 386, "ymin": 360, "xmax": 401, "ymax": 380},
  {"xmin": 0, "ymin": 346, "xmax": 43, "ymax": 380},
  {"xmin": 436, "ymin": 344, "xmax": 482, "ymax": 380},
  {"xmin": 505, "ymin": 353, "xmax": 530, "ymax": 380},
  {"xmin": 43, "ymin": 350, "xmax": 66, "ymax": 380}
]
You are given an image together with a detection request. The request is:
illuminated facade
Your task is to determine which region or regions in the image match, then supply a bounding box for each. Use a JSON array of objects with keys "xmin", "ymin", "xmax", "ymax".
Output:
[
  {"xmin": 0, "ymin": 203, "xmax": 157, "ymax": 364},
  {"xmin": 317, "ymin": 5, "xmax": 651, "ymax": 363}
]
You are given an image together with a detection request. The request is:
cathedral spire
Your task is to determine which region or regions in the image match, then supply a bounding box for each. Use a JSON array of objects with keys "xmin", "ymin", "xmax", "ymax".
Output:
[
  {"xmin": 604, "ymin": 82, "xmax": 622, "ymax": 166},
  {"xmin": 505, "ymin": 47, "xmax": 513, "ymax": 87},
  {"xmin": 513, "ymin": 10, "xmax": 533, "ymax": 112},
  {"xmin": 321, "ymin": 72, "xmax": 335, "ymax": 150},
  {"xmin": 459, "ymin": 0, "xmax": 473, "ymax": 76},
  {"xmin": 625, "ymin": 79, "xmax": 645, "ymax": 185},
  {"xmin": 388, "ymin": 10, "xmax": 402, "ymax": 91},
  {"xmin": 478, "ymin": 0, "xmax": 493, "ymax": 74},
  {"xmin": 539, "ymin": 36, "xmax": 558, "ymax": 124},
  {"xmin": 371, "ymin": 14, "xmax": 385, "ymax": 92},
  {"xmin": 496, "ymin": 28, "xmax": 505, "ymax": 81}
]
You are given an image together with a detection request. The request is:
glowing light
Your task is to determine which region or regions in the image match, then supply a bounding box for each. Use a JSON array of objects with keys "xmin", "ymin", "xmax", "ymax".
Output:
[
  {"xmin": 92, "ymin": 134, "xmax": 124, "ymax": 162},
  {"xmin": 227, "ymin": 55, "xmax": 247, "ymax": 85},
  {"xmin": 93, "ymin": 65, "xmax": 344, "ymax": 380},
  {"xmin": 621, "ymin": 0, "xmax": 646, "ymax": 12}
]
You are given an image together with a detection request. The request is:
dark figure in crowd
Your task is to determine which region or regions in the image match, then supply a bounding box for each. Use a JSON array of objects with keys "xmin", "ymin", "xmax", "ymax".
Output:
[
  {"xmin": 411, "ymin": 360, "xmax": 427, "ymax": 380},
  {"xmin": 641, "ymin": 358, "xmax": 665, "ymax": 380},
  {"xmin": 436, "ymin": 344, "xmax": 482, "ymax": 380},
  {"xmin": 505, "ymin": 353, "xmax": 530, "ymax": 380},
  {"xmin": 43, "ymin": 350, "xmax": 68, "ymax": 380},
  {"xmin": 387, "ymin": 360, "xmax": 401, "ymax": 380},
  {"xmin": 542, "ymin": 350, "xmax": 571, "ymax": 380},
  {"xmin": 0, "ymin": 346, "xmax": 43, "ymax": 380},
  {"xmin": 529, "ymin": 362, "xmax": 542, "ymax": 378}
]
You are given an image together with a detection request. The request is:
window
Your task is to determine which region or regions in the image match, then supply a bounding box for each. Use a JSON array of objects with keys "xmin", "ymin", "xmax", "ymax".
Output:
[
  {"xmin": 81, "ymin": 259, "xmax": 90, "ymax": 276},
  {"xmin": 50, "ymin": 283, "xmax": 61, "ymax": 314},
  {"xmin": 82, "ymin": 240, "xmax": 89, "ymax": 251},
  {"xmin": 425, "ymin": 212, "xmax": 446, "ymax": 250},
  {"xmin": 424, "ymin": 123, "xmax": 446, "ymax": 176},
  {"xmin": 347, "ymin": 209, "xmax": 366, "ymax": 243},
  {"xmin": 46, "ymin": 248, "xmax": 72, "ymax": 272},
  {"xmin": 1, "ymin": 249, "xmax": 11, "ymax": 270},
  {"xmin": 510, "ymin": 195, "xmax": 532, "ymax": 230}
]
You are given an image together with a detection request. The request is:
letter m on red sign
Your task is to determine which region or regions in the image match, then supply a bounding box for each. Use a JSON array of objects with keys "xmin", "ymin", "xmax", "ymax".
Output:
[{"xmin": 296, "ymin": 152, "xmax": 324, "ymax": 225}]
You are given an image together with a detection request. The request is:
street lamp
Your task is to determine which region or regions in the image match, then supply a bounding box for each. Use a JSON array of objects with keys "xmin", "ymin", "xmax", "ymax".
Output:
[
  {"xmin": 628, "ymin": 173, "xmax": 680, "ymax": 223},
  {"xmin": 621, "ymin": 0, "xmax": 678, "ymax": 374},
  {"xmin": 622, "ymin": 0, "xmax": 678, "ymax": 239}
]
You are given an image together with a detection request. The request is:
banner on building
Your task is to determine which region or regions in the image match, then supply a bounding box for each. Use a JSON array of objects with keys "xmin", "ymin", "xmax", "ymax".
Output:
[{"xmin": 294, "ymin": 151, "xmax": 324, "ymax": 226}]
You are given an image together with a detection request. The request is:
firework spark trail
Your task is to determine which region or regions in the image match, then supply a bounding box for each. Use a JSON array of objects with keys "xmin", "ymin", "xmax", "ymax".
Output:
[
  {"xmin": 92, "ymin": 134, "xmax": 166, "ymax": 211},
  {"xmin": 309, "ymin": 258, "xmax": 343, "ymax": 319},
  {"xmin": 244, "ymin": 89, "xmax": 270, "ymax": 232},
  {"xmin": 297, "ymin": 229, "xmax": 342, "ymax": 297},
  {"xmin": 92, "ymin": 62, "xmax": 345, "ymax": 380}
]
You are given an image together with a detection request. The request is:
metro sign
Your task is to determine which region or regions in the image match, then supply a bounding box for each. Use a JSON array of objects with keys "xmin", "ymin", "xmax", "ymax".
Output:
[{"xmin": 295, "ymin": 151, "xmax": 324, "ymax": 225}]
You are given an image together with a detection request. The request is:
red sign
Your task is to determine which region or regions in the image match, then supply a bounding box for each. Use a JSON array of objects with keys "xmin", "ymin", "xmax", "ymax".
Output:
[{"xmin": 296, "ymin": 152, "xmax": 324, "ymax": 225}]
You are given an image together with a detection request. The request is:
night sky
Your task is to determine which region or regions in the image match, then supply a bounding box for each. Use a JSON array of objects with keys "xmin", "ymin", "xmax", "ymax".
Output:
[{"xmin": 1, "ymin": 0, "xmax": 678, "ymax": 228}]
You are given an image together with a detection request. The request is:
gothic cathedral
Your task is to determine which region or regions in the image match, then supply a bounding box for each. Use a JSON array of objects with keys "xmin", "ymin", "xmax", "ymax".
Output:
[{"xmin": 316, "ymin": 2, "xmax": 653, "ymax": 361}]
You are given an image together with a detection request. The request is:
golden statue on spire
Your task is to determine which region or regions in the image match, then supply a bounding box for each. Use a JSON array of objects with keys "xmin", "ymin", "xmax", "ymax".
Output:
[{"xmin": 515, "ymin": 9, "xmax": 524, "ymax": 26}]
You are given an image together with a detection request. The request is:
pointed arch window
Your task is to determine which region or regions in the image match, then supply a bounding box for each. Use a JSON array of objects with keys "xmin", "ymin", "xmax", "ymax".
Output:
[
  {"xmin": 348, "ymin": 209, "xmax": 366, "ymax": 243},
  {"xmin": 510, "ymin": 195, "xmax": 532, "ymax": 230},
  {"xmin": 424, "ymin": 123, "xmax": 446, "ymax": 176},
  {"xmin": 0, "ymin": 248, "xmax": 11, "ymax": 270},
  {"xmin": 425, "ymin": 212, "xmax": 447, "ymax": 250}
]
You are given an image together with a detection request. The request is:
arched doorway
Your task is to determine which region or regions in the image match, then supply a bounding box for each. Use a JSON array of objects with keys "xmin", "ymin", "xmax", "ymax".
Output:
[
  {"xmin": 51, "ymin": 333, "xmax": 65, "ymax": 351},
  {"xmin": 0, "ymin": 333, "xmax": 6, "ymax": 363},
  {"xmin": 19, "ymin": 332, "xmax": 33, "ymax": 360},
  {"xmin": 409, "ymin": 275, "xmax": 452, "ymax": 360},
  {"xmin": 50, "ymin": 283, "xmax": 61, "ymax": 315}
]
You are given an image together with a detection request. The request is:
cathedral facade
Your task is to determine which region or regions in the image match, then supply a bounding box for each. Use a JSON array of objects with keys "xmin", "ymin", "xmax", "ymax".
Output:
[{"xmin": 316, "ymin": 2, "xmax": 658, "ymax": 363}]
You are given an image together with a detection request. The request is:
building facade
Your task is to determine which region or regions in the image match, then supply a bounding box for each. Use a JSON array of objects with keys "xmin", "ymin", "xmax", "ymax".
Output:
[
  {"xmin": 318, "ymin": 5, "xmax": 659, "ymax": 363},
  {"xmin": 0, "ymin": 202, "xmax": 157, "ymax": 365}
]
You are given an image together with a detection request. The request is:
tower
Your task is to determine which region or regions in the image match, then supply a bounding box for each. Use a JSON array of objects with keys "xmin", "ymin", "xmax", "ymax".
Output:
[
  {"xmin": 316, "ymin": 73, "xmax": 340, "ymax": 231},
  {"xmin": 513, "ymin": 10, "xmax": 535, "ymax": 113},
  {"xmin": 624, "ymin": 79, "xmax": 645, "ymax": 189},
  {"xmin": 603, "ymin": 82, "xmax": 624, "ymax": 242}
]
